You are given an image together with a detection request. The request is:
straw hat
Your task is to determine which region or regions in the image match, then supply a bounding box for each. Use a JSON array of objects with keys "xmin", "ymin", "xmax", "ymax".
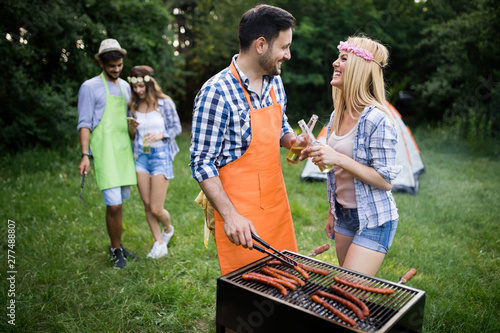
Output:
[{"xmin": 94, "ymin": 38, "xmax": 127, "ymax": 59}]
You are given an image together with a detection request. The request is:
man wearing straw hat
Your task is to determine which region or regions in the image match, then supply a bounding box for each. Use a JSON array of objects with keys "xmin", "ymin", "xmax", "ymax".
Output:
[{"xmin": 77, "ymin": 38, "xmax": 137, "ymax": 269}]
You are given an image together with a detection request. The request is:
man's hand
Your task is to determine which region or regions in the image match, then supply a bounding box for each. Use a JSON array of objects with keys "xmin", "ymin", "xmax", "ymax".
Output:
[
  {"xmin": 223, "ymin": 213, "xmax": 257, "ymax": 249},
  {"xmin": 79, "ymin": 157, "xmax": 90, "ymax": 176}
]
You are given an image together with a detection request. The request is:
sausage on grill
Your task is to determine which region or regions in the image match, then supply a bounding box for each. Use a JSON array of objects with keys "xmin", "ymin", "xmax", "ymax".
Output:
[
  {"xmin": 265, "ymin": 266, "xmax": 306, "ymax": 287},
  {"xmin": 266, "ymin": 260, "xmax": 310, "ymax": 280},
  {"xmin": 316, "ymin": 290, "xmax": 364, "ymax": 320},
  {"xmin": 246, "ymin": 272, "xmax": 297, "ymax": 291},
  {"xmin": 311, "ymin": 295, "xmax": 357, "ymax": 326},
  {"xmin": 333, "ymin": 276, "xmax": 394, "ymax": 294},
  {"xmin": 242, "ymin": 273, "xmax": 288, "ymax": 296},
  {"xmin": 261, "ymin": 267, "xmax": 299, "ymax": 286},
  {"xmin": 298, "ymin": 262, "xmax": 330, "ymax": 276},
  {"xmin": 293, "ymin": 265, "xmax": 310, "ymax": 280},
  {"xmin": 330, "ymin": 285, "xmax": 370, "ymax": 317}
]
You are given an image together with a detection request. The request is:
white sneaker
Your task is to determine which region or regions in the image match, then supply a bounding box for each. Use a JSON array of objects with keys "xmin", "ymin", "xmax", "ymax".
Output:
[
  {"xmin": 146, "ymin": 241, "xmax": 168, "ymax": 259},
  {"xmin": 161, "ymin": 226, "xmax": 174, "ymax": 246}
]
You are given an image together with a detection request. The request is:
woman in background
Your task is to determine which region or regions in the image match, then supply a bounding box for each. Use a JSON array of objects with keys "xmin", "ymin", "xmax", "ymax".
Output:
[
  {"xmin": 127, "ymin": 65, "xmax": 181, "ymax": 259},
  {"xmin": 303, "ymin": 36, "xmax": 401, "ymax": 276}
]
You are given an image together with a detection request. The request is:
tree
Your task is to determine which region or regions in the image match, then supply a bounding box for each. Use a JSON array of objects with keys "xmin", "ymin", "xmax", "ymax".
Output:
[
  {"xmin": 411, "ymin": 0, "xmax": 500, "ymax": 142},
  {"xmin": 0, "ymin": 0, "xmax": 182, "ymax": 152}
]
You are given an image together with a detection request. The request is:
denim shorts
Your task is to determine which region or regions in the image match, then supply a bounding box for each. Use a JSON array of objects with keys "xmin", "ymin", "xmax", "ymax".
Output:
[
  {"xmin": 135, "ymin": 145, "xmax": 174, "ymax": 179},
  {"xmin": 334, "ymin": 200, "xmax": 398, "ymax": 254},
  {"xmin": 102, "ymin": 186, "xmax": 131, "ymax": 206}
]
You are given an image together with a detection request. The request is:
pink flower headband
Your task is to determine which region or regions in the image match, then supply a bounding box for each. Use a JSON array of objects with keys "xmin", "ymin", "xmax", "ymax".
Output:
[{"xmin": 337, "ymin": 41, "xmax": 385, "ymax": 68}]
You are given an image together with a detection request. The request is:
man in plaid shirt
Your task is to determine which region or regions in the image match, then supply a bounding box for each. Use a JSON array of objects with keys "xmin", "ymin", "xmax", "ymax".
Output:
[{"xmin": 190, "ymin": 4, "xmax": 299, "ymax": 274}]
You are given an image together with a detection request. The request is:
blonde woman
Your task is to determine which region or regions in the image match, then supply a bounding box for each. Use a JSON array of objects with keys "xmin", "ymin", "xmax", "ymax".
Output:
[
  {"xmin": 302, "ymin": 36, "xmax": 401, "ymax": 276},
  {"xmin": 127, "ymin": 65, "xmax": 181, "ymax": 259}
]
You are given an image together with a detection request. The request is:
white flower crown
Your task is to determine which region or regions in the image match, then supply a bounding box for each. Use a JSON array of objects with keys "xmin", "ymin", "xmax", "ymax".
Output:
[{"xmin": 127, "ymin": 75, "xmax": 151, "ymax": 84}]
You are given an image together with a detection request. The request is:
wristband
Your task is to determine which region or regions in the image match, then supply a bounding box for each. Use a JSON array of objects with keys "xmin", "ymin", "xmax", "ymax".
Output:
[{"xmin": 82, "ymin": 153, "xmax": 90, "ymax": 158}]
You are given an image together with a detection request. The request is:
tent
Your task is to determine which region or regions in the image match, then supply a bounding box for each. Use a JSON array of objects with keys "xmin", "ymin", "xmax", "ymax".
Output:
[{"xmin": 300, "ymin": 101, "xmax": 424, "ymax": 194}]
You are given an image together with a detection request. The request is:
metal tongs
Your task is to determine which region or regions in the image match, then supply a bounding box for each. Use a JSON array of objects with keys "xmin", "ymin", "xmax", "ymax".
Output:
[
  {"xmin": 79, "ymin": 172, "xmax": 87, "ymax": 207},
  {"xmin": 251, "ymin": 233, "xmax": 298, "ymax": 269}
]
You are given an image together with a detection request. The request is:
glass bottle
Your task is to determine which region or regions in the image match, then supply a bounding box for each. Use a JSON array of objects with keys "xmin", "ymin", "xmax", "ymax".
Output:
[
  {"xmin": 298, "ymin": 119, "xmax": 334, "ymax": 173},
  {"xmin": 286, "ymin": 114, "xmax": 318, "ymax": 165},
  {"xmin": 143, "ymin": 125, "xmax": 151, "ymax": 154}
]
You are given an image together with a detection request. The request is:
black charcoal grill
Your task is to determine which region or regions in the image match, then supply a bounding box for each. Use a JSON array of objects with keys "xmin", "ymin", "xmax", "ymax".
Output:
[{"xmin": 216, "ymin": 250, "xmax": 425, "ymax": 332}]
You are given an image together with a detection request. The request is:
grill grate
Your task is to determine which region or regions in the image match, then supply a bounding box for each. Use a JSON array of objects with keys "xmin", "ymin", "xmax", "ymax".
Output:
[{"xmin": 218, "ymin": 250, "xmax": 425, "ymax": 332}]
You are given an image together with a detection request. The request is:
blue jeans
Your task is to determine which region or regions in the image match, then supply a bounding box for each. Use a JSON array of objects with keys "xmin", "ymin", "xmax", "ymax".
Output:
[
  {"xmin": 334, "ymin": 200, "xmax": 398, "ymax": 253},
  {"xmin": 135, "ymin": 145, "xmax": 174, "ymax": 179}
]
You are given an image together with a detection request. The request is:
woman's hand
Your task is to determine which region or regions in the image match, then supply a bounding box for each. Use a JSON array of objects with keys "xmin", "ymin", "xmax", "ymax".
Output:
[
  {"xmin": 128, "ymin": 119, "xmax": 139, "ymax": 131},
  {"xmin": 143, "ymin": 132, "xmax": 163, "ymax": 143},
  {"xmin": 306, "ymin": 142, "xmax": 342, "ymax": 166},
  {"xmin": 128, "ymin": 119, "xmax": 139, "ymax": 139}
]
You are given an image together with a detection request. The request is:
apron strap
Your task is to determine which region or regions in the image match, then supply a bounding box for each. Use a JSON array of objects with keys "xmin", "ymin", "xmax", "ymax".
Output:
[
  {"xmin": 230, "ymin": 62, "xmax": 276, "ymax": 110},
  {"xmin": 100, "ymin": 72, "xmax": 124, "ymax": 98}
]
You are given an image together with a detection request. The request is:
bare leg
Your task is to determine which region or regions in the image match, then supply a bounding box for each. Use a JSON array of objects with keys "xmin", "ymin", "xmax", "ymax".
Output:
[
  {"xmin": 334, "ymin": 232, "xmax": 354, "ymax": 266},
  {"xmin": 136, "ymin": 172, "xmax": 164, "ymax": 243},
  {"xmin": 106, "ymin": 204, "xmax": 122, "ymax": 249},
  {"xmin": 342, "ymin": 244, "xmax": 386, "ymax": 276},
  {"xmin": 149, "ymin": 174, "xmax": 172, "ymax": 235}
]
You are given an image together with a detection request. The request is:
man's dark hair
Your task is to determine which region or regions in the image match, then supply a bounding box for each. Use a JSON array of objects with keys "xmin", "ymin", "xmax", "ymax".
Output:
[
  {"xmin": 238, "ymin": 4, "xmax": 295, "ymax": 52},
  {"xmin": 99, "ymin": 51, "xmax": 125, "ymax": 64}
]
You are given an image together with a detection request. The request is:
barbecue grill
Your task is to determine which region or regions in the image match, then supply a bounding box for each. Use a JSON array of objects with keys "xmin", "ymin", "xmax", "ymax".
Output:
[{"xmin": 216, "ymin": 250, "xmax": 425, "ymax": 332}]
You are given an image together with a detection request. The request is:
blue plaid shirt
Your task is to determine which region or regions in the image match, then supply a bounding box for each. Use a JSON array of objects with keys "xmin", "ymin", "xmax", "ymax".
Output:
[
  {"xmin": 190, "ymin": 55, "xmax": 294, "ymax": 183},
  {"xmin": 327, "ymin": 106, "xmax": 401, "ymax": 233}
]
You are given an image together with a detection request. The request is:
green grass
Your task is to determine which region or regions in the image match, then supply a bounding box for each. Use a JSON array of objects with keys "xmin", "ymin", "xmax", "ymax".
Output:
[{"xmin": 0, "ymin": 128, "xmax": 499, "ymax": 332}]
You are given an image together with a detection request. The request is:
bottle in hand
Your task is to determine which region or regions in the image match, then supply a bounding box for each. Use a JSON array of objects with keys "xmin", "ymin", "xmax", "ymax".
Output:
[
  {"xmin": 286, "ymin": 114, "xmax": 318, "ymax": 165},
  {"xmin": 298, "ymin": 119, "xmax": 334, "ymax": 173},
  {"xmin": 143, "ymin": 126, "xmax": 151, "ymax": 154}
]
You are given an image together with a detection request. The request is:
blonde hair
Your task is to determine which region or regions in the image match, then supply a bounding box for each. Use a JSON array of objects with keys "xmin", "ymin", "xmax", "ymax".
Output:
[
  {"xmin": 331, "ymin": 36, "xmax": 390, "ymax": 134},
  {"xmin": 128, "ymin": 65, "xmax": 170, "ymax": 116}
]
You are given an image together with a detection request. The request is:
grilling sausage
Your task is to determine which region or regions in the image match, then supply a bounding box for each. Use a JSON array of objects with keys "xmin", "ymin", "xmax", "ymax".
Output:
[
  {"xmin": 265, "ymin": 266, "xmax": 306, "ymax": 287},
  {"xmin": 316, "ymin": 290, "xmax": 364, "ymax": 320},
  {"xmin": 311, "ymin": 295, "xmax": 357, "ymax": 326},
  {"xmin": 297, "ymin": 263, "xmax": 330, "ymax": 276},
  {"xmin": 333, "ymin": 276, "xmax": 394, "ymax": 294},
  {"xmin": 246, "ymin": 272, "xmax": 297, "ymax": 291},
  {"xmin": 293, "ymin": 265, "xmax": 310, "ymax": 280},
  {"xmin": 242, "ymin": 273, "xmax": 288, "ymax": 296},
  {"xmin": 261, "ymin": 267, "xmax": 299, "ymax": 286},
  {"xmin": 330, "ymin": 285, "xmax": 370, "ymax": 317},
  {"xmin": 266, "ymin": 260, "xmax": 310, "ymax": 280}
]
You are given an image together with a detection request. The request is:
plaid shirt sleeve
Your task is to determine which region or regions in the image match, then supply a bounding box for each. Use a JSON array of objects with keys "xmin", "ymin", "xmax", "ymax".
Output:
[
  {"xmin": 190, "ymin": 82, "xmax": 229, "ymax": 183},
  {"xmin": 361, "ymin": 108, "xmax": 401, "ymax": 183}
]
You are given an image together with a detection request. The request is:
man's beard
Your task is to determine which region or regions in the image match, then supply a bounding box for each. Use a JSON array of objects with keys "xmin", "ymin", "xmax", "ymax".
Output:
[
  {"xmin": 104, "ymin": 68, "xmax": 120, "ymax": 80},
  {"xmin": 259, "ymin": 50, "xmax": 282, "ymax": 76}
]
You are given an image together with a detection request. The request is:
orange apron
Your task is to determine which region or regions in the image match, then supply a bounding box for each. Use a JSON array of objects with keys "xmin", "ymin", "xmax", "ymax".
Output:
[{"xmin": 214, "ymin": 63, "xmax": 298, "ymax": 275}]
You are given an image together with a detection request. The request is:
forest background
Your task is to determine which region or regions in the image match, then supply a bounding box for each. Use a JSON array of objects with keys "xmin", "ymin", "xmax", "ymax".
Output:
[{"xmin": 1, "ymin": 0, "xmax": 499, "ymax": 152}]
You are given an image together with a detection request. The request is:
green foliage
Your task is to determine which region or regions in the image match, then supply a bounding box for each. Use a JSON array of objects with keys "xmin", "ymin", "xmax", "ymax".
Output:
[
  {"xmin": 0, "ymin": 0, "xmax": 182, "ymax": 153},
  {"xmin": 411, "ymin": 0, "xmax": 500, "ymax": 143}
]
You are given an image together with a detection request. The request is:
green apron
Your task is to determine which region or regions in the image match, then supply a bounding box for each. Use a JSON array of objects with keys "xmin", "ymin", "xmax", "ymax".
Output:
[{"xmin": 89, "ymin": 73, "xmax": 137, "ymax": 191}]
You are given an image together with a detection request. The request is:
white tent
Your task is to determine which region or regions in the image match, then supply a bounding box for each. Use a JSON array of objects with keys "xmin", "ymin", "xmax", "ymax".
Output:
[{"xmin": 300, "ymin": 101, "xmax": 424, "ymax": 194}]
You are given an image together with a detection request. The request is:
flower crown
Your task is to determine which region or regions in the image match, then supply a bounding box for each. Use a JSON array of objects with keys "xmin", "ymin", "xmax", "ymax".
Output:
[
  {"xmin": 127, "ymin": 75, "xmax": 151, "ymax": 84},
  {"xmin": 337, "ymin": 41, "xmax": 385, "ymax": 68}
]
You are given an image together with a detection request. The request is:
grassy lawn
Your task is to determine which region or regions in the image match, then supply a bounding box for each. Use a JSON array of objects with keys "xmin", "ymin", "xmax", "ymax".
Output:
[{"xmin": 0, "ymin": 127, "xmax": 499, "ymax": 332}]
